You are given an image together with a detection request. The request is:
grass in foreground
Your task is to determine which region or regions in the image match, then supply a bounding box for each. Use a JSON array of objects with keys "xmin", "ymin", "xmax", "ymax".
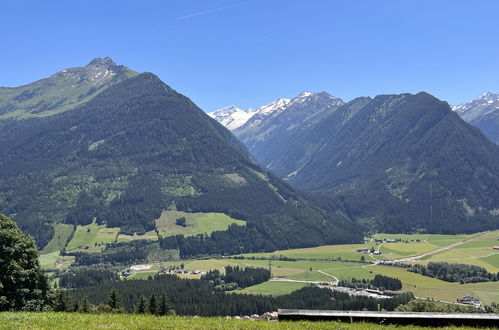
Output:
[{"xmin": 0, "ymin": 312, "xmax": 486, "ymax": 330}]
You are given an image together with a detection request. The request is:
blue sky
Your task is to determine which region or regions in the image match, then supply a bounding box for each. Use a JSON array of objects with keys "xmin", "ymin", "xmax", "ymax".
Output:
[{"xmin": 1, "ymin": 0, "xmax": 498, "ymax": 111}]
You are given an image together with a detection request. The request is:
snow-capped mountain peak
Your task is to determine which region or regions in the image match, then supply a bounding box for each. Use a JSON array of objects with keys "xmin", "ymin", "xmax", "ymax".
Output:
[
  {"xmin": 255, "ymin": 98, "xmax": 291, "ymax": 115},
  {"xmin": 210, "ymin": 91, "xmax": 343, "ymax": 130},
  {"xmin": 452, "ymin": 92, "xmax": 499, "ymax": 122},
  {"xmin": 208, "ymin": 105, "xmax": 255, "ymax": 130}
]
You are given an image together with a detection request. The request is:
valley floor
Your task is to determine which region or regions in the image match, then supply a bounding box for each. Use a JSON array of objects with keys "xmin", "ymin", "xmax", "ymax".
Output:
[{"xmin": 0, "ymin": 312, "xmax": 490, "ymax": 330}]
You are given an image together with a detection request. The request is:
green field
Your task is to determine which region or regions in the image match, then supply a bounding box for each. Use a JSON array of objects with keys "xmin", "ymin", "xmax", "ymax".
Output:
[
  {"xmin": 0, "ymin": 312, "xmax": 466, "ymax": 330},
  {"xmin": 116, "ymin": 230, "xmax": 158, "ymax": 242},
  {"xmin": 238, "ymin": 281, "xmax": 307, "ymax": 295},
  {"xmin": 155, "ymin": 211, "xmax": 246, "ymax": 237},
  {"xmin": 415, "ymin": 231, "xmax": 499, "ymax": 273},
  {"xmin": 66, "ymin": 221, "xmax": 120, "ymax": 253},
  {"xmin": 39, "ymin": 251, "xmax": 75, "ymax": 270},
  {"xmin": 239, "ymin": 233, "xmax": 474, "ymax": 262},
  {"xmin": 172, "ymin": 231, "xmax": 499, "ymax": 302},
  {"xmin": 41, "ymin": 224, "xmax": 74, "ymax": 254}
]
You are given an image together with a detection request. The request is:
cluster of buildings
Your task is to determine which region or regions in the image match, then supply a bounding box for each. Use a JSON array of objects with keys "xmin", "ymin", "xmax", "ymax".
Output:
[
  {"xmin": 357, "ymin": 248, "xmax": 382, "ymax": 255},
  {"xmin": 159, "ymin": 265, "xmax": 204, "ymax": 276},
  {"xmin": 458, "ymin": 296, "xmax": 481, "ymax": 306},
  {"xmin": 226, "ymin": 312, "xmax": 278, "ymax": 320}
]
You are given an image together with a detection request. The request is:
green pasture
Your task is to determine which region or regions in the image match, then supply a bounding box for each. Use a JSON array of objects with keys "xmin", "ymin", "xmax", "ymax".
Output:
[
  {"xmin": 39, "ymin": 252, "xmax": 75, "ymax": 270},
  {"xmin": 39, "ymin": 251, "xmax": 60, "ymax": 269},
  {"xmin": 41, "ymin": 224, "xmax": 74, "ymax": 254},
  {"xmin": 369, "ymin": 265, "xmax": 499, "ymax": 305},
  {"xmin": 66, "ymin": 221, "xmax": 120, "ymax": 253},
  {"xmin": 416, "ymin": 230, "xmax": 499, "ymax": 272},
  {"xmin": 238, "ymin": 281, "xmax": 307, "ymax": 295},
  {"xmin": 155, "ymin": 211, "xmax": 245, "ymax": 237},
  {"xmin": 116, "ymin": 230, "xmax": 158, "ymax": 242},
  {"xmin": 0, "ymin": 312, "xmax": 458, "ymax": 330}
]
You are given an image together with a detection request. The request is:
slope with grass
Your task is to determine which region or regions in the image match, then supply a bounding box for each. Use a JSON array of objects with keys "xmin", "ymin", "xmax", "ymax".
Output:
[
  {"xmin": 41, "ymin": 224, "xmax": 74, "ymax": 254},
  {"xmin": 65, "ymin": 221, "xmax": 120, "ymax": 253},
  {"xmin": 155, "ymin": 211, "xmax": 246, "ymax": 237},
  {"xmin": 0, "ymin": 312, "xmax": 452, "ymax": 330}
]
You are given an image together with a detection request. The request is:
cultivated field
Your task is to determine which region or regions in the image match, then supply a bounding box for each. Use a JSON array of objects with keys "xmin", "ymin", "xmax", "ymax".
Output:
[
  {"xmin": 155, "ymin": 210, "xmax": 245, "ymax": 237},
  {"xmin": 154, "ymin": 231, "xmax": 498, "ymax": 302}
]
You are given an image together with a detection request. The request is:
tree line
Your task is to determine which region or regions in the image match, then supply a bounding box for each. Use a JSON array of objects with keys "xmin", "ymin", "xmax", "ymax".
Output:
[
  {"xmin": 201, "ymin": 265, "xmax": 270, "ymax": 291},
  {"xmin": 408, "ymin": 262, "xmax": 499, "ymax": 284}
]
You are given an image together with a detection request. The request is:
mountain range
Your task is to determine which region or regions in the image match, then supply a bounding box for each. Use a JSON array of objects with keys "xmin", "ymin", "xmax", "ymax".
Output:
[
  {"xmin": 212, "ymin": 92, "xmax": 499, "ymax": 234},
  {"xmin": 452, "ymin": 92, "xmax": 499, "ymax": 145},
  {"xmin": 0, "ymin": 58, "xmax": 360, "ymax": 253}
]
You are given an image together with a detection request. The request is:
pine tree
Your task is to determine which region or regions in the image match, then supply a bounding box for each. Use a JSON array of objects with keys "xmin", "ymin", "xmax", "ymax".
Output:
[
  {"xmin": 135, "ymin": 295, "xmax": 147, "ymax": 314},
  {"xmin": 158, "ymin": 293, "xmax": 172, "ymax": 316},
  {"xmin": 148, "ymin": 294, "xmax": 157, "ymax": 315},
  {"xmin": 107, "ymin": 289, "xmax": 123, "ymax": 312},
  {"xmin": 80, "ymin": 296, "xmax": 91, "ymax": 313},
  {"xmin": 53, "ymin": 290, "xmax": 71, "ymax": 312}
]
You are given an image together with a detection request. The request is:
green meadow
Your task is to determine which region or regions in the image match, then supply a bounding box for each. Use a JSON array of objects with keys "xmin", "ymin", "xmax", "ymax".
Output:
[
  {"xmin": 155, "ymin": 210, "xmax": 245, "ymax": 237},
  {"xmin": 65, "ymin": 221, "xmax": 120, "ymax": 253},
  {"xmin": 0, "ymin": 312, "xmax": 475, "ymax": 330},
  {"xmin": 41, "ymin": 224, "xmax": 74, "ymax": 254}
]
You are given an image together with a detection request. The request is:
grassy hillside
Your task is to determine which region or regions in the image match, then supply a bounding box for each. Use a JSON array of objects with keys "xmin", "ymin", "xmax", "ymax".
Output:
[
  {"xmin": 0, "ymin": 312, "xmax": 468, "ymax": 330},
  {"xmin": 155, "ymin": 210, "xmax": 246, "ymax": 237},
  {"xmin": 41, "ymin": 224, "xmax": 74, "ymax": 254},
  {"xmin": 66, "ymin": 221, "xmax": 120, "ymax": 253}
]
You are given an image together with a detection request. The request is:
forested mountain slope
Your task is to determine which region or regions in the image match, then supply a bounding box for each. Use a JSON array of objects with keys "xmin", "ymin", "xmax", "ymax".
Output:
[
  {"xmin": 0, "ymin": 59, "xmax": 361, "ymax": 250},
  {"xmin": 217, "ymin": 92, "xmax": 499, "ymax": 234}
]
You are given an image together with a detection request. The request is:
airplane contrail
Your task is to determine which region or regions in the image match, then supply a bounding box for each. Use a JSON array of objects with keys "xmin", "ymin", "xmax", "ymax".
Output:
[{"xmin": 175, "ymin": 1, "xmax": 248, "ymax": 20}]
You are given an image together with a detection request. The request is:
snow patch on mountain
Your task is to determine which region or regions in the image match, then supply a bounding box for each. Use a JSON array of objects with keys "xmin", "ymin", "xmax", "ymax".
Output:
[
  {"xmin": 452, "ymin": 92, "xmax": 499, "ymax": 122},
  {"xmin": 210, "ymin": 92, "xmax": 341, "ymax": 130}
]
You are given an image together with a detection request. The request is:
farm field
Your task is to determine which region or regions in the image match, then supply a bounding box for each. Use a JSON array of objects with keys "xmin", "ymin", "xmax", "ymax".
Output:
[
  {"xmin": 413, "ymin": 231, "xmax": 499, "ymax": 273},
  {"xmin": 116, "ymin": 230, "xmax": 158, "ymax": 242},
  {"xmin": 239, "ymin": 232, "xmax": 477, "ymax": 262},
  {"xmin": 0, "ymin": 312, "xmax": 456, "ymax": 330},
  {"xmin": 155, "ymin": 210, "xmax": 245, "ymax": 237},
  {"xmin": 174, "ymin": 231, "xmax": 499, "ymax": 301},
  {"xmin": 41, "ymin": 224, "xmax": 74, "ymax": 254},
  {"xmin": 238, "ymin": 281, "xmax": 307, "ymax": 295},
  {"xmin": 368, "ymin": 265, "xmax": 499, "ymax": 305},
  {"xmin": 65, "ymin": 221, "xmax": 120, "ymax": 253},
  {"xmin": 39, "ymin": 251, "xmax": 75, "ymax": 270}
]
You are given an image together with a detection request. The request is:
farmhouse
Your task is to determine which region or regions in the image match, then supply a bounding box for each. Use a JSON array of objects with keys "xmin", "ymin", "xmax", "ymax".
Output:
[
  {"xmin": 492, "ymin": 246, "xmax": 499, "ymax": 250},
  {"xmin": 457, "ymin": 296, "xmax": 481, "ymax": 305}
]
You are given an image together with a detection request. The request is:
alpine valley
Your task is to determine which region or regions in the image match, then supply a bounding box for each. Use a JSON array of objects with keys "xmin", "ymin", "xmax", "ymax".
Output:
[
  {"xmin": 0, "ymin": 58, "xmax": 361, "ymax": 257},
  {"xmin": 211, "ymin": 92, "xmax": 499, "ymax": 234}
]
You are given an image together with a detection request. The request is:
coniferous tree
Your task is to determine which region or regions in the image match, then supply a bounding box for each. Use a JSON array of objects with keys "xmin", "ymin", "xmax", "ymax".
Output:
[
  {"xmin": 158, "ymin": 293, "xmax": 172, "ymax": 316},
  {"xmin": 53, "ymin": 290, "xmax": 71, "ymax": 312},
  {"xmin": 107, "ymin": 289, "xmax": 123, "ymax": 312},
  {"xmin": 148, "ymin": 294, "xmax": 157, "ymax": 315},
  {"xmin": 135, "ymin": 295, "xmax": 147, "ymax": 314},
  {"xmin": 80, "ymin": 296, "xmax": 91, "ymax": 313}
]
